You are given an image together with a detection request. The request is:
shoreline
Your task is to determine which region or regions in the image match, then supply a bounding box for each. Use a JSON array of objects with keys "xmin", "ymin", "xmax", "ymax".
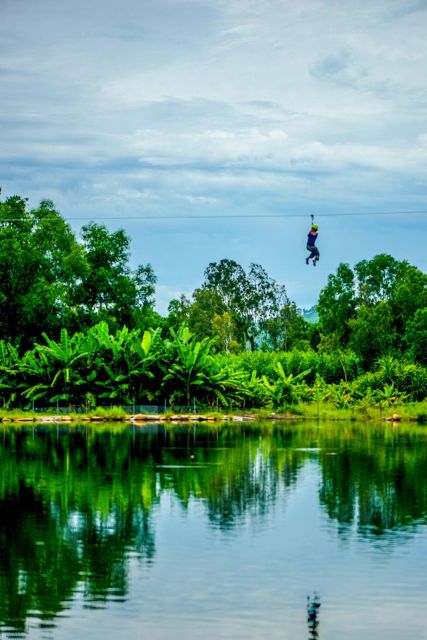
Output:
[{"xmin": 0, "ymin": 411, "xmax": 423, "ymax": 424}]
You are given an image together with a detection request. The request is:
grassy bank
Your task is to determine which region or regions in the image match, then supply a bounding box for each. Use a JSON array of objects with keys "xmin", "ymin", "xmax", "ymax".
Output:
[{"xmin": 1, "ymin": 400, "xmax": 426, "ymax": 424}]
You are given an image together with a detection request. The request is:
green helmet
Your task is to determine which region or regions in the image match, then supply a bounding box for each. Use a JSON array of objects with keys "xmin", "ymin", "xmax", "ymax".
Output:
[{"xmin": 311, "ymin": 224, "xmax": 318, "ymax": 231}]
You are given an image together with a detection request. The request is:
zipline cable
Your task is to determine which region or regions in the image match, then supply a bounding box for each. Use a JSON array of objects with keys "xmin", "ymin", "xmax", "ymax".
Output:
[{"xmin": 1, "ymin": 210, "xmax": 427, "ymax": 223}]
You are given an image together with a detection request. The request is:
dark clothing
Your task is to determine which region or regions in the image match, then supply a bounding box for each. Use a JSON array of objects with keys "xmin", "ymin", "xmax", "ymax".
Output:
[
  {"xmin": 307, "ymin": 230, "xmax": 318, "ymax": 246},
  {"xmin": 307, "ymin": 245, "xmax": 320, "ymax": 260},
  {"xmin": 306, "ymin": 230, "xmax": 319, "ymax": 261}
]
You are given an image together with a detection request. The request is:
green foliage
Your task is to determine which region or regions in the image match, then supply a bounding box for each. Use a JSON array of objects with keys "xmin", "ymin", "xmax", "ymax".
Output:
[
  {"xmin": 0, "ymin": 339, "xmax": 21, "ymax": 407},
  {"xmin": 348, "ymin": 301, "xmax": 397, "ymax": 366},
  {"xmin": 0, "ymin": 193, "xmax": 425, "ymax": 412},
  {"xmin": 0, "ymin": 319, "xmax": 425, "ymax": 412},
  {"xmin": 0, "ymin": 196, "xmax": 86, "ymax": 346},
  {"xmin": 160, "ymin": 326, "xmax": 218, "ymax": 404},
  {"xmin": 317, "ymin": 255, "xmax": 426, "ymax": 364},
  {"xmin": 355, "ymin": 254, "xmax": 408, "ymax": 305},
  {"xmin": 230, "ymin": 349, "xmax": 362, "ymax": 384},
  {"xmin": 317, "ymin": 262, "xmax": 356, "ymax": 344},
  {"xmin": 354, "ymin": 357, "xmax": 427, "ymax": 402},
  {"xmin": 0, "ymin": 194, "xmax": 157, "ymax": 344},
  {"xmin": 262, "ymin": 362, "xmax": 311, "ymax": 408},
  {"xmin": 404, "ymin": 308, "xmax": 427, "ymax": 365},
  {"xmin": 90, "ymin": 405, "xmax": 127, "ymax": 419},
  {"xmin": 194, "ymin": 258, "xmax": 290, "ymax": 350},
  {"xmin": 159, "ymin": 326, "xmax": 247, "ymax": 407},
  {"xmin": 71, "ymin": 222, "xmax": 157, "ymax": 330}
]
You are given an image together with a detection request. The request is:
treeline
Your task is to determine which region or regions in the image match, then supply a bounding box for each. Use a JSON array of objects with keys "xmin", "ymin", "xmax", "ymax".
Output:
[
  {"xmin": 1, "ymin": 323, "xmax": 426, "ymax": 410},
  {"xmin": 1, "ymin": 193, "xmax": 426, "ymax": 406}
]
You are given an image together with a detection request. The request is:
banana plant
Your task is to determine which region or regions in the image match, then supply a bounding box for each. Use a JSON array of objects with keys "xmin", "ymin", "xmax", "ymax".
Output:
[
  {"xmin": 376, "ymin": 382, "xmax": 407, "ymax": 413},
  {"xmin": 323, "ymin": 381, "xmax": 356, "ymax": 409},
  {"xmin": 262, "ymin": 362, "xmax": 311, "ymax": 408},
  {"xmin": 88, "ymin": 323, "xmax": 133, "ymax": 403},
  {"xmin": 396, "ymin": 363, "xmax": 427, "ymax": 401},
  {"xmin": 126, "ymin": 327, "xmax": 163, "ymax": 401},
  {"xmin": 206, "ymin": 360, "xmax": 249, "ymax": 408},
  {"xmin": 241, "ymin": 369, "xmax": 268, "ymax": 408},
  {"xmin": 160, "ymin": 326, "xmax": 219, "ymax": 405},
  {"xmin": 355, "ymin": 386, "xmax": 378, "ymax": 414},
  {"xmin": 20, "ymin": 346, "xmax": 51, "ymax": 403},
  {"xmin": 308, "ymin": 375, "xmax": 330, "ymax": 417},
  {"xmin": 24, "ymin": 328, "xmax": 89, "ymax": 404},
  {"xmin": 94, "ymin": 326, "xmax": 164, "ymax": 403}
]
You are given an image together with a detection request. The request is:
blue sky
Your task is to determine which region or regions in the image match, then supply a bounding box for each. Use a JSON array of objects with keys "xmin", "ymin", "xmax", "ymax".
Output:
[{"xmin": 1, "ymin": 0, "xmax": 426, "ymax": 313}]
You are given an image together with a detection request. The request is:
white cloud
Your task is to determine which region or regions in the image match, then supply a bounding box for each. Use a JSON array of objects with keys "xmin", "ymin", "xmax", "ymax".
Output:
[{"xmin": 177, "ymin": 194, "xmax": 221, "ymax": 205}]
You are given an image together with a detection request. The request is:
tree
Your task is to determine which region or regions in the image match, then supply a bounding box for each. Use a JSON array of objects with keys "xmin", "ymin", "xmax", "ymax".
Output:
[
  {"xmin": 348, "ymin": 302, "xmax": 397, "ymax": 366},
  {"xmin": 391, "ymin": 265, "xmax": 427, "ymax": 344},
  {"xmin": 71, "ymin": 223, "xmax": 156, "ymax": 330},
  {"xmin": 202, "ymin": 259, "xmax": 288, "ymax": 350},
  {"xmin": 0, "ymin": 194, "xmax": 157, "ymax": 343},
  {"xmin": 354, "ymin": 254, "xmax": 408, "ymax": 305},
  {"xmin": 0, "ymin": 196, "xmax": 86, "ymax": 346},
  {"xmin": 317, "ymin": 263, "xmax": 356, "ymax": 346},
  {"xmin": 317, "ymin": 255, "xmax": 426, "ymax": 358},
  {"xmin": 242, "ymin": 263, "xmax": 288, "ymax": 350},
  {"xmin": 166, "ymin": 295, "xmax": 191, "ymax": 332},
  {"xmin": 203, "ymin": 259, "xmax": 247, "ymax": 309},
  {"xmin": 188, "ymin": 288, "xmax": 227, "ymax": 341},
  {"xmin": 263, "ymin": 302, "xmax": 310, "ymax": 351},
  {"xmin": 211, "ymin": 312, "xmax": 240, "ymax": 352},
  {"xmin": 404, "ymin": 308, "xmax": 427, "ymax": 365}
]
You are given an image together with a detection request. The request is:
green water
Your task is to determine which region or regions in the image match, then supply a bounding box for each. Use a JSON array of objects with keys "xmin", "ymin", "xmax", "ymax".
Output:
[{"xmin": 1, "ymin": 421, "xmax": 427, "ymax": 639}]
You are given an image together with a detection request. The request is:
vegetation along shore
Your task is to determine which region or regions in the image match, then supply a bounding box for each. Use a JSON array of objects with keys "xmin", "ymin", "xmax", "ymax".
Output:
[{"xmin": 0, "ymin": 193, "xmax": 426, "ymax": 420}]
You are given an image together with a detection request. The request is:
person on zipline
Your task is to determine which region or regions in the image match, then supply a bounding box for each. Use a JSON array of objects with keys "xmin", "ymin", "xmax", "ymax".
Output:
[{"xmin": 306, "ymin": 223, "xmax": 319, "ymax": 266}]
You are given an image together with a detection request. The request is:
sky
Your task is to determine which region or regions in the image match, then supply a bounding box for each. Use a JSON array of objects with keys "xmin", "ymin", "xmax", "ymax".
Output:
[{"xmin": 1, "ymin": 0, "xmax": 427, "ymax": 313}]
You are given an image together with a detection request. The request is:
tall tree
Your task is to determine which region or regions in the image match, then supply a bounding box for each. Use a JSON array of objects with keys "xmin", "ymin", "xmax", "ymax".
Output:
[
  {"xmin": 0, "ymin": 196, "xmax": 86, "ymax": 346},
  {"xmin": 264, "ymin": 302, "xmax": 310, "ymax": 351},
  {"xmin": 166, "ymin": 295, "xmax": 191, "ymax": 332},
  {"xmin": 317, "ymin": 263, "xmax": 356, "ymax": 346},
  {"xmin": 348, "ymin": 301, "xmax": 397, "ymax": 366},
  {"xmin": 391, "ymin": 265, "xmax": 427, "ymax": 344},
  {"xmin": 202, "ymin": 259, "xmax": 288, "ymax": 350},
  {"xmin": 354, "ymin": 254, "xmax": 408, "ymax": 305},
  {"xmin": 317, "ymin": 254, "xmax": 426, "ymax": 358},
  {"xmin": 188, "ymin": 288, "xmax": 227, "ymax": 341},
  {"xmin": 404, "ymin": 308, "xmax": 427, "ymax": 365},
  {"xmin": 71, "ymin": 222, "xmax": 156, "ymax": 330}
]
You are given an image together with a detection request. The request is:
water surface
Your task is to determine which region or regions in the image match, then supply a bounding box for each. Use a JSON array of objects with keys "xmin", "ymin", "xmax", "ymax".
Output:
[{"xmin": 1, "ymin": 421, "xmax": 427, "ymax": 639}]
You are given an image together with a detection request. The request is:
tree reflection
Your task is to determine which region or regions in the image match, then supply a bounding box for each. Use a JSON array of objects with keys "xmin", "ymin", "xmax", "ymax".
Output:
[
  {"xmin": 153, "ymin": 424, "xmax": 307, "ymax": 529},
  {"xmin": 0, "ymin": 425, "xmax": 157, "ymax": 633},
  {"xmin": 0, "ymin": 422, "xmax": 427, "ymax": 633},
  {"xmin": 0, "ymin": 482, "xmax": 80, "ymax": 633},
  {"xmin": 317, "ymin": 424, "xmax": 427, "ymax": 538}
]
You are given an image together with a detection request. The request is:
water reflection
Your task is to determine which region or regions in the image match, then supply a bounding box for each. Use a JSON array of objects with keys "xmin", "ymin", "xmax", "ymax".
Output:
[
  {"xmin": 318, "ymin": 424, "xmax": 427, "ymax": 539},
  {"xmin": 0, "ymin": 421, "xmax": 426, "ymax": 636},
  {"xmin": 307, "ymin": 593, "xmax": 321, "ymax": 640}
]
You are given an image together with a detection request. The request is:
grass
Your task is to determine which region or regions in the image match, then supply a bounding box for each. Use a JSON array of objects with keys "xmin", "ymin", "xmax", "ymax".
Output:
[
  {"xmin": 87, "ymin": 406, "xmax": 127, "ymax": 420},
  {"xmin": 0, "ymin": 408, "xmax": 40, "ymax": 421},
  {"xmin": 0, "ymin": 405, "xmax": 127, "ymax": 422},
  {"xmin": 278, "ymin": 399, "xmax": 427, "ymax": 423},
  {"xmin": 0, "ymin": 401, "xmax": 426, "ymax": 423}
]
